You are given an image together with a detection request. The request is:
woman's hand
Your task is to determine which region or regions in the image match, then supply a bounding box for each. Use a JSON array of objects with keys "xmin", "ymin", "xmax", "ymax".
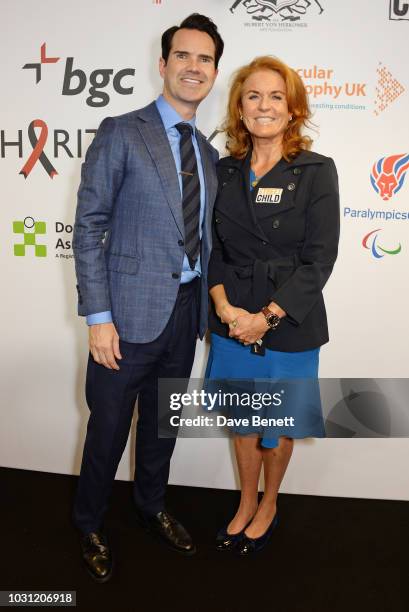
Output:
[
  {"xmin": 217, "ymin": 303, "xmax": 249, "ymax": 325},
  {"xmin": 228, "ymin": 312, "xmax": 269, "ymax": 345}
]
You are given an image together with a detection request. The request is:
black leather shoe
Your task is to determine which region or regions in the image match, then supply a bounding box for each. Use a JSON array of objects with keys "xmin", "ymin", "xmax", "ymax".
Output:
[
  {"xmin": 80, "ymin": 531, "xmax": 113, "ymax": 583},
  {"xmin": 215, "ymin": 525, "xmax": 245, "ymax": 551},
  {"xmin": 236, "ymin": 514, "xmax": 279, "ymax": 557},
  {"xmin": 136, "ymin": 509, "xmax": 196, "ymax": 555}
]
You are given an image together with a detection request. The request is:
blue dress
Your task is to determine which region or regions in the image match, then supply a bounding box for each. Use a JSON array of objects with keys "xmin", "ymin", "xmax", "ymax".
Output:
[{"xmin": 204, "ymin": 333, "xmax": 324, "ymax": 448}]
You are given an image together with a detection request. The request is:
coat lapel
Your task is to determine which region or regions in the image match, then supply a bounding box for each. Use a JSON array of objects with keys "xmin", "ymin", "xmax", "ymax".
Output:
[
  {"xmin": 136, "ymin": 103, "xmax": 184, "ymax": 237},
  {"xmin": 218, "ymin": 153, "xmax": 269, "ymax": 242},
  {"xmin": 251, "ymin": 159, "xmax": 296, "ymax": 221}
]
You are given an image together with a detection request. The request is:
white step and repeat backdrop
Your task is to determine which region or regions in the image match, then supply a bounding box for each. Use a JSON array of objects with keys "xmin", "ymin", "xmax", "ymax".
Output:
[{"xmin": 1, "ymin": 0, "xmax": 409, "ymax": 500}]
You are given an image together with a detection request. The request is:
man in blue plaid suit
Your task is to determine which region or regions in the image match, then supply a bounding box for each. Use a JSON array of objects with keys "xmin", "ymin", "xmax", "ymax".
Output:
[{"xmin": 72, "ymin": 14, "xmax": 223, "ymax": 581}]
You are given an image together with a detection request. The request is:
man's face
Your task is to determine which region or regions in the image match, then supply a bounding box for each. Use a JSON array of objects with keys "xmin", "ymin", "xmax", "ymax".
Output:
[{"xmin": 159, "ymin": 28, "xmax": 218, "ymax": 112}]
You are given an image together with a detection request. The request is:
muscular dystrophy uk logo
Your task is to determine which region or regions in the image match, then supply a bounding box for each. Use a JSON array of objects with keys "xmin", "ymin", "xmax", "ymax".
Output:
[
  {"xmin": 23, "ymin": 43, "xmax": 135, "ymax": 107},
  {"xmin": 229, "ymin": 0, "xmax": 323, "ymax": 31},
  {"xmin": 362, "ymin": 229, "xmax": 402, "ymax": 259},
  {"xmin": 13, "ymin": 217, "xmax": 47, "ymax": 257},
  {"xmin": 370, "ymin": 153, "xmax": 409, "ymax": 201},
  {"xmin": 297, "ymin": 65, "xmax": 366, "ymax": 109},
  {"xmin": 296, "ymin": 62, "xmax": 404, "ymax": 114},
  {"xmin": 374, "ymin": 63, "xmax": 405, "ymax": 116}
]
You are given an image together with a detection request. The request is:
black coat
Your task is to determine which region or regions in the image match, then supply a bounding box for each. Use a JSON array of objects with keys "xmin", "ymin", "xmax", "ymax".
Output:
[{"xmin": 207, "ymin": 150, "xmax": 340, "ymax": 352}]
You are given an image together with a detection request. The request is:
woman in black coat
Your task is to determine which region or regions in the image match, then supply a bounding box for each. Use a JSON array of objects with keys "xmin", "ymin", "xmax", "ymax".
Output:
[{"xmin": 206, "ymin": 55, "xmax": 340, "ymax": 555}]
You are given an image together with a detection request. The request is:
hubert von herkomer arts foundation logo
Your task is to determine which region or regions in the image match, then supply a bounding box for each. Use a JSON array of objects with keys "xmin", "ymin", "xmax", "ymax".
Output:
[{"xmin": 229, "ymin": 0, "xmax": 324, "ymax": 22}]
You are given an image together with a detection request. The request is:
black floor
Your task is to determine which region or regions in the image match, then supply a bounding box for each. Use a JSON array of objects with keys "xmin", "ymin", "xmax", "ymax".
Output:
[{"xmin": 1, "ymin": 467, "xmax": 408, "ymax": 611}]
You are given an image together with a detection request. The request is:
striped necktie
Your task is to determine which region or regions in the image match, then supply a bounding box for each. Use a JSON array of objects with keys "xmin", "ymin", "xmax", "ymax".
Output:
[{"xmin": 175, "ymin": 122, "xmax": 201, "ymax": 270}]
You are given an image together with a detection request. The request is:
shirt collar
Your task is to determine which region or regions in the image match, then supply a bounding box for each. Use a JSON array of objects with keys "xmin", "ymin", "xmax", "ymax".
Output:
[{"xmin": 155, "ymin": 94, "xmax": 196, "ymax": 132}]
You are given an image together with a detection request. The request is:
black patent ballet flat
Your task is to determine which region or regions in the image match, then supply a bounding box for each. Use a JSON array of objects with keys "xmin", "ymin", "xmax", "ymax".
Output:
[
  {"xmin": 236, "ymin": 514, "xmax": 279, "ymax": 556},
  {"xmin": 215, "ymin": 524, "xmax": 246, "ymax": 551}
]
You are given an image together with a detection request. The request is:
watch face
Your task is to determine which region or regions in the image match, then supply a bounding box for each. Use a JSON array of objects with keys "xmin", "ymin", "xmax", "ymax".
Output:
[
  {"xmin": 262, "ymin": 307, "xmax": 280, "ymax": 330},
  {"xmin": 268, "ymin": 313, "xmax": 280, "ymax": 329}
]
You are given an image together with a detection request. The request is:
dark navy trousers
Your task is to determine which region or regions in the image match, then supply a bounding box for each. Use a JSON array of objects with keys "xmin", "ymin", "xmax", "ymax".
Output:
[{"xmin": 73, "ymin": 279, "xmax": 199, "ymax": 534}]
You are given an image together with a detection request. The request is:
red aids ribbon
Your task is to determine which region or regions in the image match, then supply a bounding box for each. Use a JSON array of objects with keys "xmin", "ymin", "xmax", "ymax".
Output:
[{"xmin": 19, "ymin": 119, "xmax": 58, "ymax": 179}]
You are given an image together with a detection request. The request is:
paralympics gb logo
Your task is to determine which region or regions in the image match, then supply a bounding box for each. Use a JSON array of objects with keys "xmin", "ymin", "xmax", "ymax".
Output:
[
  {"xmin": 362, "ymin": 229, "xmax": 401, "ymax": 259},
  {"xmin": 370, "ymin": 153, "xmax": 409, "ymax": 201}
]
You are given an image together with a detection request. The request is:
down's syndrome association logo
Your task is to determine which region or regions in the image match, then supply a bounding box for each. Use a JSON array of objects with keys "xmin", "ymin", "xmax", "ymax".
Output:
[{"xmin": 13, "ymin": 217, "xmax": 47, "ymax": 257}]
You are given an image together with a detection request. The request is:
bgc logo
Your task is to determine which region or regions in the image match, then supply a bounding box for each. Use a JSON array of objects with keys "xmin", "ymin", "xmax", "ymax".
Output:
[
  {"xmin": 370, "ymin": 153, "xmax": 409, "ymax": 201},
  {"xmin": 23, "ymin": 43, "xmax": 135, "ymax": 107},
  {"xmin": 362, "ymin": 229, "xmax": 402, "ymax": 259}
]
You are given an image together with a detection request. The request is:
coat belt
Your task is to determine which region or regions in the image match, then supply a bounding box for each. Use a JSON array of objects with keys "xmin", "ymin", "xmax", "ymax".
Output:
[{"xmin": 223, "ymin": 254, "xmax": 299, "ymax": 309}]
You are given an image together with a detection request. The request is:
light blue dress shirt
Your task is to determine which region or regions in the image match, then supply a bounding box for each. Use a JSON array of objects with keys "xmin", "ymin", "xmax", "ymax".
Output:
[{"xmin": 86, "ymin": 95, "xmax": 206, "ymax": 326}]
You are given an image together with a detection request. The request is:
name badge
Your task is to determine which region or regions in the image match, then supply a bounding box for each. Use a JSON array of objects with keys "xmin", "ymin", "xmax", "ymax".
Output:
[{"xmin": 255, "ymin": 187, "xmax": 283, "ymax": 204}]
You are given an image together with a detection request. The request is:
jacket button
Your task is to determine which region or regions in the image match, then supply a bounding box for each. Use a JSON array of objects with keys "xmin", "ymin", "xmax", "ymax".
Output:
[
  {"xmin": 172, "ymin": 273, "xmax": 180, "ymax": 279},
  {"xmin": 262, "ymin": 240, "xmax": 267, "ymax": 246},
  {"xmin": 272, "ymin": 219, "xmax": 280, "ymax": 229},
  {"xmin": 287, "ymin": 183, "xmax": 296, "ymax": 191},
  {"xmin": 293, "ymin": 168, "xmax": 301, "ymax": 175},
  {"xmin": 215, "ymin": 217, "xmax": 221, "ymax": 223},
  {"xmin": 178, "ymin": 239, "xmax": 184, "ymax": 246}
]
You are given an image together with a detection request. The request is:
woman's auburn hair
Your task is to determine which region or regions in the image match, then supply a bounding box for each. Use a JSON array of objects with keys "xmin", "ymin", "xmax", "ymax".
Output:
[{"xmin": 224, "ymin": 56, "xmax": 313, "ymax": 161}]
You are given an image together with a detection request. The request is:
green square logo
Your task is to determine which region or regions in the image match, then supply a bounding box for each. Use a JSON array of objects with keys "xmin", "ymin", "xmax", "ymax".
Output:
[
  {"xmin": 14, "ymin": 244, "xmax": 26, "ymax": 257},
  {"xmin": 24, "ymin": 232, "xmax": 36, "ymax": 246},
  {"xmin": 35, "ymin": 221, "xmax": 46, "ymax": 234},
  {"xmin": 13, "ymin": 221, "xmax": 25, "ymax": 234},
  {"xmin": 13, "ymin": 217, "xmax": 47, "ymax": 257}
]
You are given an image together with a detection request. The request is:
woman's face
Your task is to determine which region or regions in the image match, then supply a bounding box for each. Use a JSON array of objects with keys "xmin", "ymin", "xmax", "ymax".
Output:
[{"xmin": 240, "ymin": 69, "xmax": 292, "ymax": 143}]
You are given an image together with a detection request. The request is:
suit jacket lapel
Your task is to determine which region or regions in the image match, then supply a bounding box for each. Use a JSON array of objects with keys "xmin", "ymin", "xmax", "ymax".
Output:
[{"xmin": 136, "ymin": 103, "xmax": 184, "ymax": 237}]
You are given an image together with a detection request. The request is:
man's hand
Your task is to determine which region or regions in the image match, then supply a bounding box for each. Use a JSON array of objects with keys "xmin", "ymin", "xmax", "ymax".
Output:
[{"xmin": 89, "ymin": 322, "xmax": 122, "ymax": 370}]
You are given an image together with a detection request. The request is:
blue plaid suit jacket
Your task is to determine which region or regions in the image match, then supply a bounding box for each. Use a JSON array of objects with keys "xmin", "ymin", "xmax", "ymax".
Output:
[{"xmin": 73, "ymin": 102, "xmax": 219, "ymax": 342}]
